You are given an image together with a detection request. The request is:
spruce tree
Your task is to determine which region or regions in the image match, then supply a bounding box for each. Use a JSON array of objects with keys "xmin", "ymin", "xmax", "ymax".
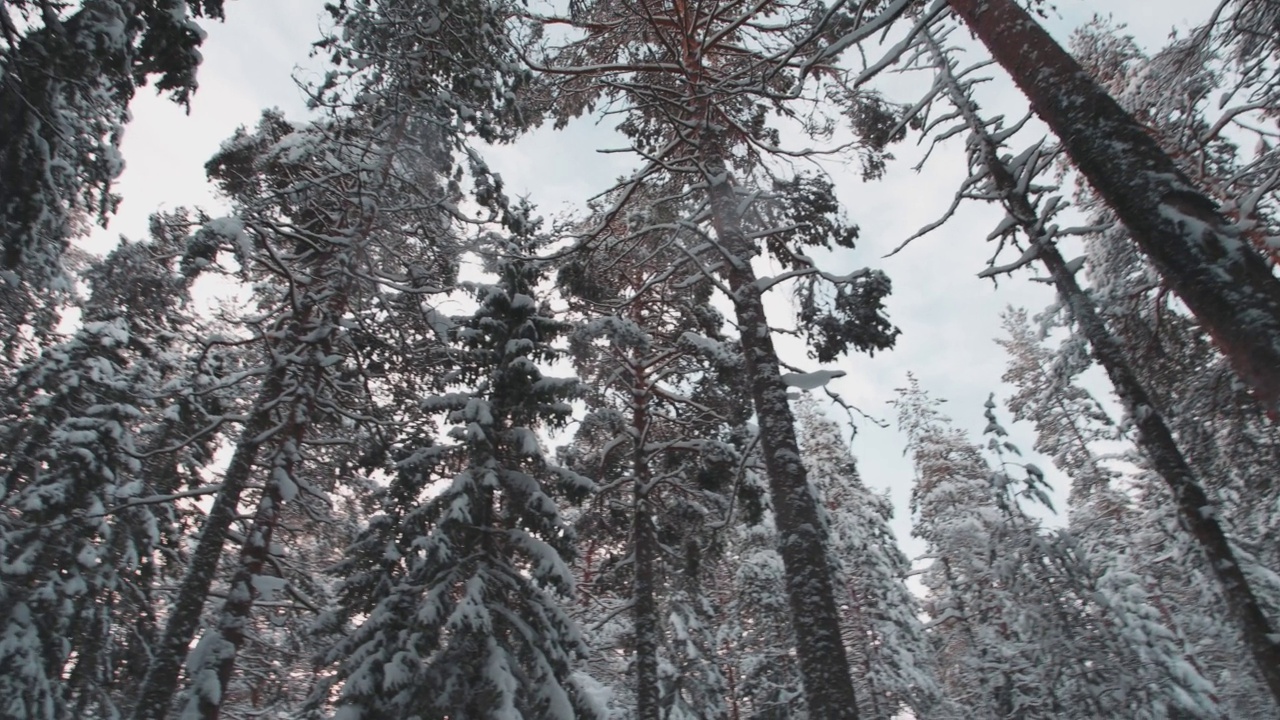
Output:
[
  {"xmin": 794, "ymin": 397, "xmax": 951, "ymax": 720},
  {"xmin": 312, "ymin": 212, "xmax": 599, "ymax": 719}
]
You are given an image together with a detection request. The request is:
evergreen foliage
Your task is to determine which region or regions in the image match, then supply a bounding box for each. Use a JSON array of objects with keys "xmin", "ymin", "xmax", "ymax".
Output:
[{"xmin": 1, "ymin": 1, "xmax": 1278, "ymax": 718}]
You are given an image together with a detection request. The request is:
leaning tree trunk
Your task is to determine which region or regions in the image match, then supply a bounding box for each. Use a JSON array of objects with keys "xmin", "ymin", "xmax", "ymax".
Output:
[
  {"xmin": 130, "ymin": 368, "xmax": 286, "ymax": 720},
  {"xmin": 184, "ymin": 256, "xmax": 356, "ymax": 718},
  {"xmin": 959, "ymin": 91, "xmax": 1280, "ymax": 701},
  {"xmin": 1039, "ymin": 243, "xmax": 1280, "ymax": 704},
  {"xmin": 948, "ymin": 0, "xmax": 1280, "ymax": 412},
  {"xmin": 700, "ymin": 133, "xmax": 861, "ymax": 720},
  {"xmin": 188, "ymin": 432, "xmax": 301, "ymax": 720}
]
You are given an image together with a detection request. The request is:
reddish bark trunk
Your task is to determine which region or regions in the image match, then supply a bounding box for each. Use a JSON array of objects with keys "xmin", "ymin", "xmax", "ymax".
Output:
[{"xmin": 949, "ymin": 0, "xmax": 1280, "ymax": 411}]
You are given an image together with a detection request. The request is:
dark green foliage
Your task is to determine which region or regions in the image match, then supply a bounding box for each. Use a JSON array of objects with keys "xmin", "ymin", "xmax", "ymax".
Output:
[{"xmin": 797, "ymin": 270, "xmax": 898, "ymax": 362}]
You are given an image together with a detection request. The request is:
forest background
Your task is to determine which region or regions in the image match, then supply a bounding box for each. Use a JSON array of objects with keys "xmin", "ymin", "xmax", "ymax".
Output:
[
  {"xmin": 3, "ymin": 0, "xmax": 1278, "ymax": 718},
  {"xmin": 85, "ymin": 0, "xmax": 1209, "ymax": 554}
]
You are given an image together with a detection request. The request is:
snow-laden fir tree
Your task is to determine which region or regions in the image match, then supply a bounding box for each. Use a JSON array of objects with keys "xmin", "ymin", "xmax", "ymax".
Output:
[
  {"xmin": 1057, "ymin": 23, "xmax": 1280, "ymax": 707},
  {"xmin": 1069, "ymin": 15, "xmax": 1280, "ymax": 595},
  {"xmin": 133, "ymin": 0, "xmax": 534, "ymax": 709},
  {"xmin": 714, "ymin": 469, "xmax": 805, "ymax": 720},
  {"xmin": 893, "ymin": 20, "xmax": 1280, "ymax": 702},
  {"xmin": 896, "ymin": 381, "xmax": 1035, "ymax": 719},
  {"xmin": 0, "ymin": 232, "xmax": 227, "ymax": 719},
  {"xmin": 896, "ymin": 379, "xmax": 1174, "ymax": 719},
  {"xmin": 311, "ymin": 210, "xmax": 600, "ymax": 720}
]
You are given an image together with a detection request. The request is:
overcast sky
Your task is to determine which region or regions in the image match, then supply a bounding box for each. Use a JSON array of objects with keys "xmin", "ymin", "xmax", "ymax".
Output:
[{"xmin": 86, "ymin": 0, "xmax": 1219, "ymax": 557}]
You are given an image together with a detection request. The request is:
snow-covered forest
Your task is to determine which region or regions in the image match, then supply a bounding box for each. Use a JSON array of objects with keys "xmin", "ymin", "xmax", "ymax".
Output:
[{"xmin": 2, "ymin": 0, "xmax": 1279, "ymax": 718}]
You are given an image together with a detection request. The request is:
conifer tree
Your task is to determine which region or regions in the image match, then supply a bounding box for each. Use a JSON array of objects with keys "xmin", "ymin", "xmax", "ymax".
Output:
[
  {"xmin": 525, "ymin": 4, "xmax": 904, "ymax": 712},
  {"xmin": 559, "ymin": 206, "xmax": 739, "ymax": 720},
  {"xmin": 794, "ymin": 397, "xmax": 951, "ymax": 720},
  {"xmin": 0, "ymin": 233, "xmax": 223, "ymax": 719},
  {"xmin": 999, "ymin": 311, "xmax": 1225, "ymax": 718},
  {"xmin": 0, "ymin": 0, "xmax": 227, "ymax": 290},
  {"xmin": 311, "ymin": 212, "xmax": 599, "ymax": 720},
  {"xmin": 716, "ymin": 487, "xmax": 806, "ymax": 720},
  {"xmin": 133, "ymin": 0, "xmax": 532, "ymax": 710},
  {"xmin": 894, "ymin": 380, "xmax": 1197, "ymax": 718},
  {"xmin": 897, "ymin": 24, "xmax": 1280, "ymax": 700}
]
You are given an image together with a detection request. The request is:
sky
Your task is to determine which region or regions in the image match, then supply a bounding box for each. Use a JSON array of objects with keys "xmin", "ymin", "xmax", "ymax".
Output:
[{"xmin": 86, "ymin": 0, "xmax": 1220, "ymax": 558}]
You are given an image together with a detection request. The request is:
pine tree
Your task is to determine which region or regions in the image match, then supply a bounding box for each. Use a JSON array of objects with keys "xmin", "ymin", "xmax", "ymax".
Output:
[
  {"xmin": 896, "ymin": 381, "xmax": 1042, "ymax": 719},
  {"xmin": 716, "ymin": 484, "xmax": 806, "ymax": 720},
  {"xmin": 133, "ymin": 0, "xmax": 533, "ymax": 708},
  {"xmin": 525, "ymin": 4, "xmax": 905, "ymax": 712},
  {"xmin": 895, "ymin": 380, "xmax": 1179, "ymax": 718},
  {"xmin": 1068, "ymin": 16, "xmax": 1280, "ymax": 609},
  {"xmin": 898, "ymin": 24, "xmax": 1280, "ymax": 700},
  {"xmin": 999, "ymin": 311, "xmax": 1224, "ymax": 718},
  {"xmin": 558, "ymin": 207, "xmax": 739, "ymax": 720}
]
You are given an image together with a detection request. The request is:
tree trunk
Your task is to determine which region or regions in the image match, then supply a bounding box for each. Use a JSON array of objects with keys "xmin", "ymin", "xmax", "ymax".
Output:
[
  {"xmin": 190, "ymin": 447, "xmax": 291, "ymax": 720},
  {"xmin": 130, "ymin": 368, "xmax": 286, "ymax": 720},
  {"xmin": 701, "ymin": 136, "xmax": 861, "ymax": 720},
  {"xmin": 632, "ymin": 362, "xmax": 662, "ymax": 720},
  {"xmin": 1039, "ymin": 243, "xmax": 1280, "ymax": 704},
  {"xmin": 948, "ymin": 0, "xmax": 1280, "ymax": 411},
  {"xmin": 959, "ymin": 89, "xmax": 1280, "ymax": 700}
]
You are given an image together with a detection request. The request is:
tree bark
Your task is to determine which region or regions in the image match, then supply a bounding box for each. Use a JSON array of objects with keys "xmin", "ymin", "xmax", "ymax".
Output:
[
  {"xmin": 632, "ymin": 361, "xmax": 662, "ymax": 720},
  {"xmin": 702, "ymin": 136, "xmax": 861, "ymax": 720},
  {"xmin": 130, "ymin": 368, "xmax": 285, "ymax": 720},
  {"xmin": 949, "ymin": 0, "xmax": 1280, "ymax": 412}
]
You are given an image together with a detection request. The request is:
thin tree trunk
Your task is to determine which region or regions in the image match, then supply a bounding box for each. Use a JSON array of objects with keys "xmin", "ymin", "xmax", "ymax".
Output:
[
  {"xmin": 948, "ymin": 0, "xmax": 1280, "ymax": 411},
  {"xmin": 632, "ymin": 361, "xmax": 662, "ymax": 720},
  {"xmin": 193, "ymin": 444, "xmax": 292, "ymax": 720},
  {"xmin": 130, "ymin": 368, "xmax": 286, "ymax": 720},
  {"xmin": 1039, "ymin": 243, "xmax": 1280, "ymax": 704},
  {"xmin": 701, "ymin": 135, "xmax": 861, "ymax": 720},
  {"xmin": 724, "ymin": 641, "xmax": 742, "ymax": 720},
  {"xmin": 954, "ymin": 74, "xmax": 1280, "ymax": 699}
]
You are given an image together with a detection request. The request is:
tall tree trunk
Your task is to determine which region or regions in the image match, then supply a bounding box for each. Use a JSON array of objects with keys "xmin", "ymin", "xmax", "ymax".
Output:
[
  {"xmin": 632, "ymin": 362, "xmax": 661, "ymax": 720},
  {"xmin": 948, "ymin": 0, "xmax": 1280, "ymax": 411},
  {"xmin": 701, "ymin": 134, "xmax": 861, "ymax": 720},
  {"xmin": 130, "ymin": 368, "xmax": 286, "ymax": 720}
]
